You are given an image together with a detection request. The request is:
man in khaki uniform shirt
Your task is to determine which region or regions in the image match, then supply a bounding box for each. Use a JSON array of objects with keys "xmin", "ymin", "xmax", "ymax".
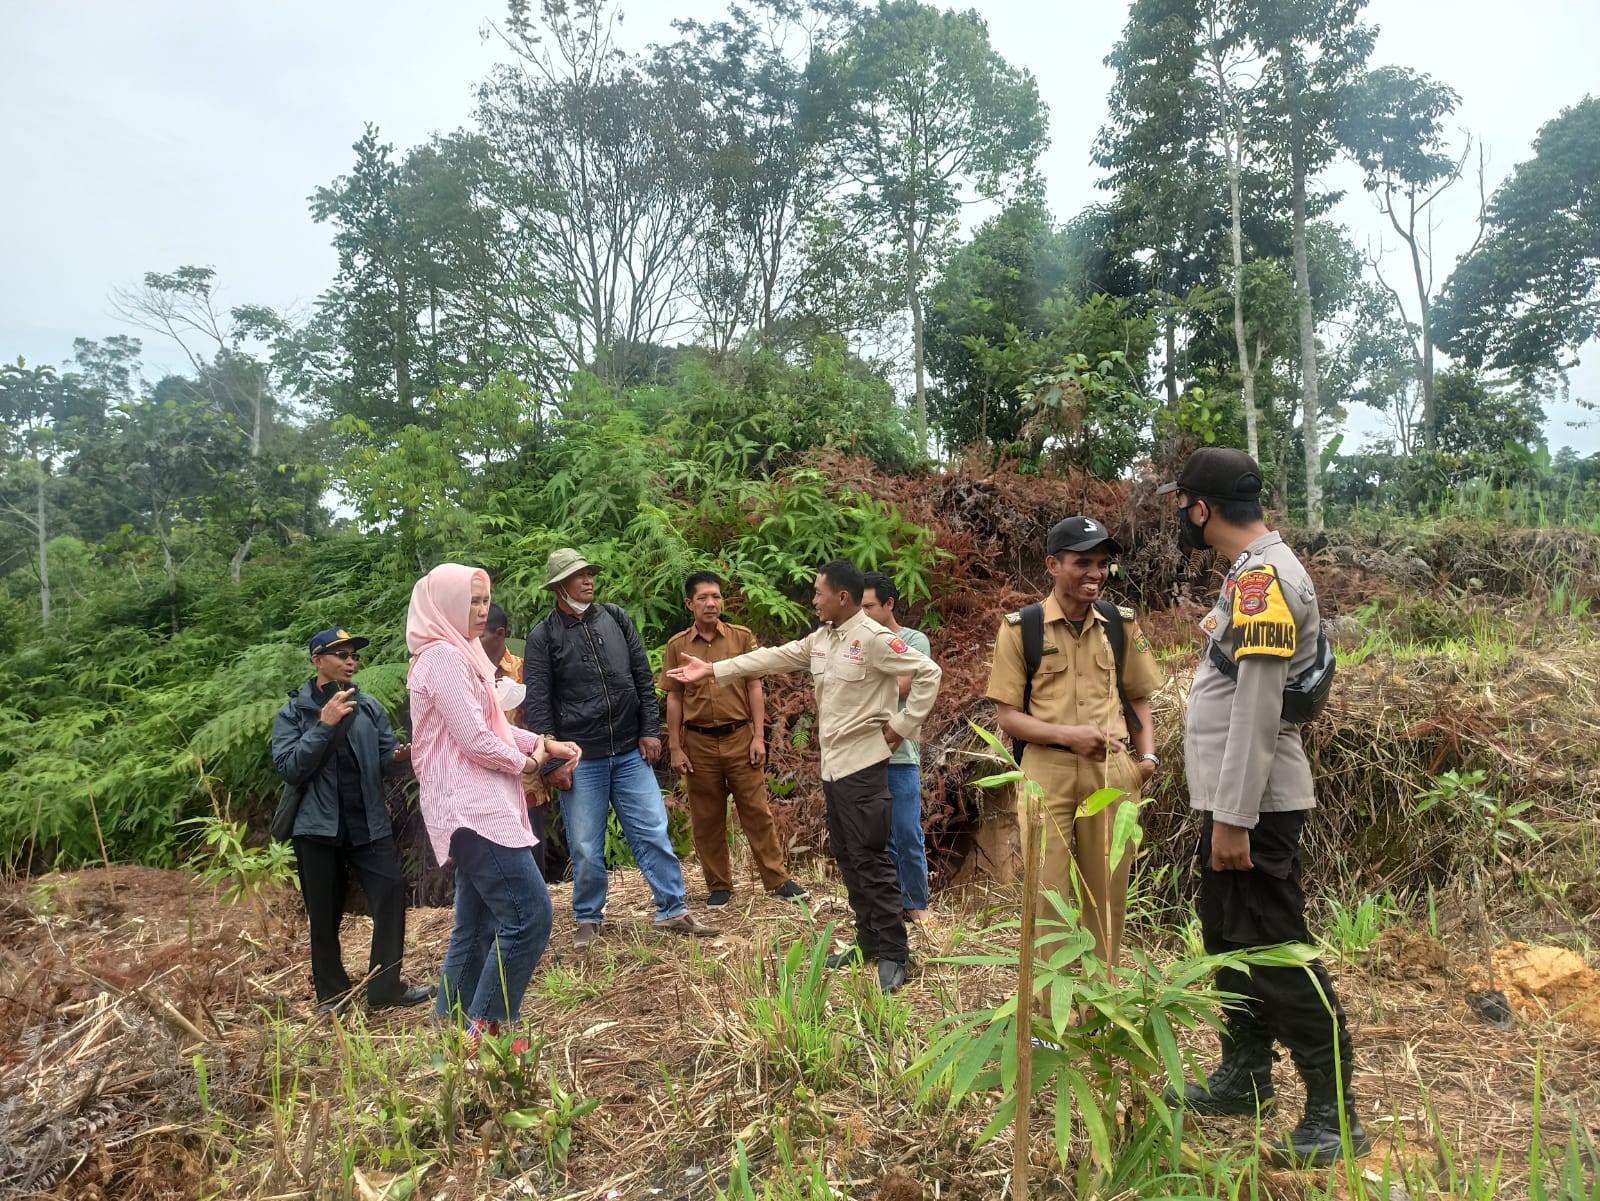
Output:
[
  {"xmin": 660, "ymin": 571, "xmax": 806, "ymax": 908},
  {"xmin": 669, "ymin": 560, "xmax": 941, "ymax": 993},
  {"xmin": 985, "ymin": 515, "xmax": 1162, "ymax": 972}
]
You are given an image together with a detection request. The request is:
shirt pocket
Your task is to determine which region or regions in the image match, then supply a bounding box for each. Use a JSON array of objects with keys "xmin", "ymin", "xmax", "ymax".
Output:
[
  {"xmin": 1092, "ymin": 631, "xmax": 1118, "ymax": 675},
  {"xmin": 1027, "ymin": 652, "xmax": 1069, "ymax": 709},
  {"xmin": 831, "ymin": 659, "xmax": 868, "ymax": 683}
]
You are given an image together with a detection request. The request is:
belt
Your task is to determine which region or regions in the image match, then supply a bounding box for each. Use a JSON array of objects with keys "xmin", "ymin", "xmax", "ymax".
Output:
[{"xmin": 684, "ymin": 720, "xmax": 749, "ymax": 738}]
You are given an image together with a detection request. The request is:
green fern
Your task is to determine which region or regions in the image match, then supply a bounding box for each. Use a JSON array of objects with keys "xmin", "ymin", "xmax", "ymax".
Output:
[
  {"xmin": 191, "ymin": 696, "xmax": 286, "ymax": 760},
  {"xmin": 354, "ymin": 661, "xmax": 411, "ymax": 712}
]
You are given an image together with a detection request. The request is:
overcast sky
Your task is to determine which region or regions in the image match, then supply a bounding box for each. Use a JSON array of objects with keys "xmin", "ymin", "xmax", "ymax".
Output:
[{"xmin": 3, "ymin": 0, "xmax": 1596, "ymax": 453}]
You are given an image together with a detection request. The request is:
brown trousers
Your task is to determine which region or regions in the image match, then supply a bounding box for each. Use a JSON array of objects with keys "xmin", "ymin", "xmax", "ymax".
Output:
[
  {"xmin": 1036, "ymin": 750, "xmax": 1143, "ymax": 972},
  {"xmin": 683, "ymin": 724, "xmax": 789, "ymax": 892}
]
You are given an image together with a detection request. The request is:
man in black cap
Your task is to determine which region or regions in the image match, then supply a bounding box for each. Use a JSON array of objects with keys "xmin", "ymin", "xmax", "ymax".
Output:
[
  {"xmin": 984, "ymin": 516, "xmax": 1162, "ymax": 976},
  {"xmin": 272, "ymin": 628, "xmax": 432, "ymax": 1013},
  {"xmin": 1157, "ymin": 448, "xmax": 1369, "ymax": 1168}
]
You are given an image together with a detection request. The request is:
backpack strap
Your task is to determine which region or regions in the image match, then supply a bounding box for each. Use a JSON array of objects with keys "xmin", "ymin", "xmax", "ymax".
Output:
[
  {"xmin": 1093, "ymin": 600, "xmax": 1143, "ymax": 733},
  {"xmin": 1008, "ymin": 602, "xmax": 1045, "ymax": 760},
  {"xmin": 1019, "ymin": 603, "xmax": 1045, "ymax": 712}
]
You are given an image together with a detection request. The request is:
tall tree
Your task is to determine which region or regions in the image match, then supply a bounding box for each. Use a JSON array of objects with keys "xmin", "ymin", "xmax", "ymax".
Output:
[
  {"xmin": 808, "ymin": 0, "xmax": 1047, "ymax": 448},
  {"xmin": 480, "ymin": 0, "xmax": 710, "ymax": 383},
  {"xmin": 0, "ymin": 361, "xmax": 73, "ymax": 621},
  {"xmin": 923, "ymin": 203, "xmax": 1140, "ymax": 448},
  {"xmin": 1328, "ymin": 281, "xmax": 1425, "ymax": 453},
  {"xmin": 1199, "ymin": 1, "xmax": 1271, "ymax": 462},
  {"xmin": 1235, "ymin": 0, "xmax": 1375, "ymax": 527},
  {"xmin": 69, "ymin": 335, "xmax": 142, "ymax": 411},
  {"xmin": 394, "ymin": 133, "xmax": 567, "ymax": 395},
  {"xmin": 1435, "ymin": 95, "xmax": 1600, "ymax": 385},
  {"xmin": 112, "ymin": 267, "xmax": 283, "ymax": 456},
  {"xmin": 309, "ymin": 126, "xmax": 439, "ymax": 434},
  {"xmin": 1432, "ymin": 364, "xmax": 1544, "ymax": 458},
  {"xmin": 1096, "ymin": 0, "xmax": 1230, "ymax": 414},
  {"xmin": 113, "ymin": 383, "xmax": 249, "ymax": 585},
  {"xmin": 111, "ymin": 267, "xmax": 313, "ymax": 578},
  {"xmin": 659, "ymin": 2, "xmax": 856, "ymax": 353},
  {"xmin": 1340, "ymin": 65, "xmax": 1470, "ymax": 451}
]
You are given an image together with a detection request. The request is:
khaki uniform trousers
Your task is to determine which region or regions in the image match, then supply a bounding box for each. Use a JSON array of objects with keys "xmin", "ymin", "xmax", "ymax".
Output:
[
  {"xmin": 683, "ymin": 724, "xmax": 788, "ymax": 892},
  {"xmin": 1025, "ymin": 745, "xmax": 1144, "ymax": 972}
]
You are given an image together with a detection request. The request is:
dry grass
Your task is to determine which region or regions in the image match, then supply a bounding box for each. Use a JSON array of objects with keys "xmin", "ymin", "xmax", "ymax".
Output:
[
  {"xmin": 6, "ymin": 572, "xmax": 1600, "ymax": 1199},
  {"xmin": 3, "ymin": 837, "xmax": 1598, "ymax": 1201}
]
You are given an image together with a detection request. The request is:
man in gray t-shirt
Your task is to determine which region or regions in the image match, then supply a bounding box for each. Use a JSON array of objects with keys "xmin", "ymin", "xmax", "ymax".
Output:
[{"xmin": 861, "ymin": 573, "xmax": 933, "ymax": 921}]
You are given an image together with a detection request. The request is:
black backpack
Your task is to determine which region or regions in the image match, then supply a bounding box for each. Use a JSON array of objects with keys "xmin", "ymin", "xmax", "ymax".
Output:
[{"xmin": 1012, "ymin": 599, "xmax": 1141, "ymax": 760}]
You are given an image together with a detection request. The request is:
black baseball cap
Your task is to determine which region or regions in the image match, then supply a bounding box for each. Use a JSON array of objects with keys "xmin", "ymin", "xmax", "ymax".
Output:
[
  {"xmin": 1156, "ymin": 447, "xmax": 1264, "ymax": 502},
  {"xmin": 1046, "ymin": 515, "xmax": 1123, "ymax": 557},
  {"xmin": 309, "ymin": 627, "xmax": 370, "ymax": 656}
]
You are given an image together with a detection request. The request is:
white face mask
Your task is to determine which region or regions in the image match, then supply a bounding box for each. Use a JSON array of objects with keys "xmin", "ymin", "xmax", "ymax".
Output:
[{"xmin": 562, "ymin": 585, "xmax": 591, "ymax": 616}]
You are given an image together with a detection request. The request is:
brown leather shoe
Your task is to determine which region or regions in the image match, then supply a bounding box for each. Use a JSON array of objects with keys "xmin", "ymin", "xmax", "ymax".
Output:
[
  {"xmin": 651, "ymin": 911, "xmax": 721, "ymax": 937},
  {"xmin": 573, "ymin": 922, "xmax": 601, "ymax": 950}
]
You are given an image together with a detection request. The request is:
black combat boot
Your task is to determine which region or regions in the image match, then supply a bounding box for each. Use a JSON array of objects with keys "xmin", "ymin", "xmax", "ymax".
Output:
[
  {"xmin": 1165, "ymin": 1020, "xmax": 1277, "ymax": 1116},
  {"xmin": 1268, "ymin": 1066, "xmax": 1371, "ymax": 1168}
]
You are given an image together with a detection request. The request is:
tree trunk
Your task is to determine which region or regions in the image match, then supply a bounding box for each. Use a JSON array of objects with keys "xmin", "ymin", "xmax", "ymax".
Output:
[
  {"xmin": 907, "ymin": 234, "xmax": 929, "ymax": 454},
  {"xmin": 1404, "ymin": 209, "xmax": 1437, "ymax": 452},
  {"xmin": 1221, "ymin": 112, "xmax": 1259, "ymax": 462},
  {"xmin": 230, "ymin": 534, "xmax": 254, "ymax": 585},
  {"xmin": 395, "ymin": 264, "xmax": 413, "ymax": 417},
  {"xmin": 1227, "ymin": 169, "xmax": 1260, "ymax": 464},
  {"xmin": 250, "ymin": 381, "xmax": 264, "ymax": 458},
  {"xmin": 36, "ymin": 472, "xmax": 50, "ymax": 625},
  {"xmin": 1164, "ymin": 315, "xmax": 1180, "ymax": 410},
  {"xmin": 1285, "ymin": 68, "xmax": 1322, "ymax": 529}
]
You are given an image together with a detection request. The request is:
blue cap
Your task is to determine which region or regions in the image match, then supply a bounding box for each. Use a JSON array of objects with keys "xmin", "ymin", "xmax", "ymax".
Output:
[{"xmin": 309, "ymin": 627, "xmax": 370, "ymax": 656}]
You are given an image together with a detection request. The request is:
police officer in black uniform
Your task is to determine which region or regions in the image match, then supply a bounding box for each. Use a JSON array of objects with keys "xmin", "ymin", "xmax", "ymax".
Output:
[{"xmin": 1159, "ymin": 448, "xmax": 1369, "ymax": 1169}]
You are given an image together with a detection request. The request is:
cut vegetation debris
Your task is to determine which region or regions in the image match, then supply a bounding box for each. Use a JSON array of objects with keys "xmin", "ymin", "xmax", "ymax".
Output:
[{"xmin": 4, "ymin": 859, "xmax": 1598, "ymax": 1200}]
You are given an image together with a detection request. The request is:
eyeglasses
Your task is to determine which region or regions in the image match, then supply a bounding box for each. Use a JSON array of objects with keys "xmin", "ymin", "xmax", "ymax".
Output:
[{"xmin": 322, "ymin": 650, "xmax": 361, "ymax": 662}]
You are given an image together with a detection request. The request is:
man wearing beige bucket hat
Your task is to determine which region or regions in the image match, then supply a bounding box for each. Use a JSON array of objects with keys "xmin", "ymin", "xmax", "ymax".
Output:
[{"xmin": 524, "ymin": 549, "xmax": 718, "ymax": 948}]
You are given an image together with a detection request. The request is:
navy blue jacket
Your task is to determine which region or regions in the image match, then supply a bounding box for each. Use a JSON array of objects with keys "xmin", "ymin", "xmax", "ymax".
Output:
[{"xmin": 271, "ymin": 680, "xmax": 408, "ymax": 842}]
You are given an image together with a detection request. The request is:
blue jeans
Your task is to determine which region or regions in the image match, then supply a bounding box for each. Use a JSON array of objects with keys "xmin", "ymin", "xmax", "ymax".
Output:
[
  {"xmin": 434, "ymin": 828, "xmax": 553, "ymax": 1024},
  {"xmin": 886, "ymin": 764, "xmax": 929, "ymax": 911},
  {"xmin": 561, "ymin": 750, "xmax": 688, "ymax": 925}
]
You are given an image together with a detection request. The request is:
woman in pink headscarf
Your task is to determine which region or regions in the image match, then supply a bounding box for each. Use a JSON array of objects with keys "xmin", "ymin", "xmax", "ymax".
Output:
[{"xmin": 407, "ymin": 563, "xmax": 581, "ymax": 1043}]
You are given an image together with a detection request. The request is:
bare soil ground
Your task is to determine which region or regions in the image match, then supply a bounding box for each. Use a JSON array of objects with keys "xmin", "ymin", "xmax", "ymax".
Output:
[{"xmin": 3, "ymin": 854, "xmax": 1598, "ymax": 1201}]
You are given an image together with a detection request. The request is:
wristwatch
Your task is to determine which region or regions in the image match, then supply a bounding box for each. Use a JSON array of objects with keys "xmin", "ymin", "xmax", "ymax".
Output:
[{"xmin": 1139, "ymin": 752, "xmax": 1160, "ymax": 768}]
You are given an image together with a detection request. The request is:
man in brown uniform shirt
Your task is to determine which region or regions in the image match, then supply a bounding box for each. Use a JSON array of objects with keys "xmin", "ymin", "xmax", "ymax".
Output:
[
  {"xmin": 985, "ymin": 515, "xmax": 1163, "ymax": 972},
  {"xmin": 660, "ymin": 572, "xmax": 806, "ymax": 908}
]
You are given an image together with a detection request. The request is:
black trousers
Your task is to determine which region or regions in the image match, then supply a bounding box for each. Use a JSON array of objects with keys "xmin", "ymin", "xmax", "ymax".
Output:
[
  {"xmin": 1198, "ymin": 811, "xmax": 1354, "ymax": 1082},
  {"xmin": 294, "ymin": 835, "xmax": 409, "ymax": 1003},
  {"xmin": 824, "ymin": 762, "xmax": 909, "ymax": 962}
]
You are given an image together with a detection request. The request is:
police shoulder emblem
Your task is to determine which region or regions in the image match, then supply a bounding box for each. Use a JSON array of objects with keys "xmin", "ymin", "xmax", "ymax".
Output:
[
  {"xmin": 1230, "ymin": 565, "xmax": 1296, "ymax": 659},
  {"xmin": 1003, "ymin": 611, "xmax": 1022, "ymax": 626},
  {"xmin": 1235, "ymin": 568, "xmax": 1276, "ymax": 616},
  {"xmin": 887, "ymin": 635, "xmax": 910, "ymax": 654}
]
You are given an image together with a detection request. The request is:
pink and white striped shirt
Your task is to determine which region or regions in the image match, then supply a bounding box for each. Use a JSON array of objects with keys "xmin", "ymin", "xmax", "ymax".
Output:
[{"xmin": 409, "ymin": 643, "xmax": 544, "ymax": 865}]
